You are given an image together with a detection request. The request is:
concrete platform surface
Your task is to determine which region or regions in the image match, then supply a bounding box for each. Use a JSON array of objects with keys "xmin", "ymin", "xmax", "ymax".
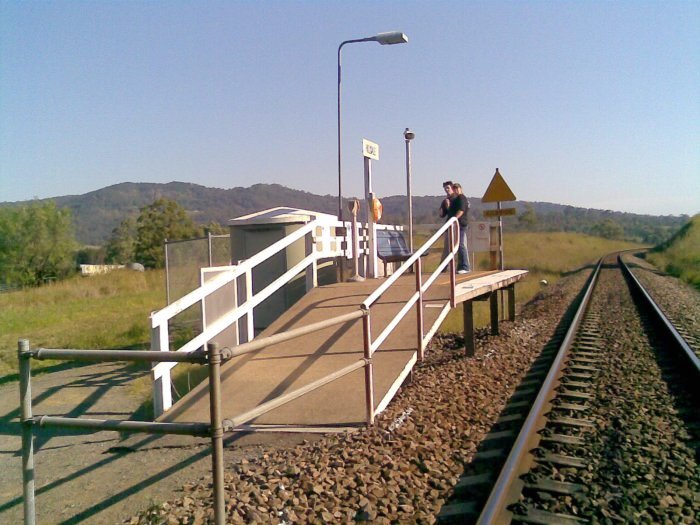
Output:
[{"xmin": 161, "ymin": 269, "xmax": 527, "ymax": 428}]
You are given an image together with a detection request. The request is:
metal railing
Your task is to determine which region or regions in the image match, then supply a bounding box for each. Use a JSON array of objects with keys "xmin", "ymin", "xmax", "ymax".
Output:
[
  {"xmin": 150, "ymin": 219, "xmax": 342, "ymax": 416},
  {"xmin": 361, "ymin": 218, "xmax": 459, "ymax": 422},
  {"xmin": 17, "ymin": 339, "xmax": 227, "ymax": 525}
]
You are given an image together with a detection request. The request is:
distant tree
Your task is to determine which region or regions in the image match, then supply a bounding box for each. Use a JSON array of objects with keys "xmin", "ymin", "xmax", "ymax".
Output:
[
  {"xmin": 200, "ymin": 220, "xmax": 228, "ymax": 236},
  {"xmin": 518, "ymin": 205, "xmax": 538, "ymax": 229},
  {"xmin": 105, "ymin": 216, "xmax": 137, "ymax": 264},
  {"xmin": 591, "ymin": 218, "xmax": 624, "ymax": 240},
  {"xmin": 76, "ymin": 246, "xmax": 106, "ymax": 265},
  {"xmin": 0, "ymin": 201, "xmax": 77, "ymax": 286},
  {"xmin": 134, "ymin": 198, "xmax": 197, "ymax": 268}
]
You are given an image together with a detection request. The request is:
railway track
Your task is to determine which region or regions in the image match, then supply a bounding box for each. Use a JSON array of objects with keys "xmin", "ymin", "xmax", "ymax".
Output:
[{"xmin": 438, "ymin": 253, "xmax": 700, "ymax": 524}]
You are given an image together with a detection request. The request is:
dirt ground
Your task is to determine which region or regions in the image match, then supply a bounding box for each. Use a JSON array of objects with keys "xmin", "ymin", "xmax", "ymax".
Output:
[{"xmin": 0, "ymin": 361, "xmax": 318, "ymax": 524}]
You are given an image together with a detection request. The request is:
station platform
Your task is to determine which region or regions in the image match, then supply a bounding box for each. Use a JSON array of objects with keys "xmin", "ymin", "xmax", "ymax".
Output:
[{"xmin": 161, "ymin": 269, "xmax": 527, "ymax": 430}]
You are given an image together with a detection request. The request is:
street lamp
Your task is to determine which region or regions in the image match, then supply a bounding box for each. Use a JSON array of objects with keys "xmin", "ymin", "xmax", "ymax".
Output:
[
  {"xmin": 404, "ymin": 127, "xmax": 415, "ymax": 252},
  {"xmin": 337, "ymin": 31, "xmax": 408, "ymax": 223}
]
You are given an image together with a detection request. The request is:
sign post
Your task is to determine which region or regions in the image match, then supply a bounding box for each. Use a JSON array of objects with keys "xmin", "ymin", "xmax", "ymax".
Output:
[
  {"xmin": 363, "ymin": 139, "xmax": 380, "ymax": 278},
  {"xmin": 481, "ymin": 168, "xmax": 517, "ymax": 271}
]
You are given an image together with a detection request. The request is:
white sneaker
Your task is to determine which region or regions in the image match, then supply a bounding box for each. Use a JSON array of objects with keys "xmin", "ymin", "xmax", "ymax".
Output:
[{"xmin": 457, "ymin": 269, "xmax": 469, "ymax": 274}]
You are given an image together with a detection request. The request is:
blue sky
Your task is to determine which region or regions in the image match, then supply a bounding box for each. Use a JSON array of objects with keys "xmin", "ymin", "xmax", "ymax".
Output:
[{"xmin": 1, "ymin": 1, "xmax": 698, "ymax": 216}]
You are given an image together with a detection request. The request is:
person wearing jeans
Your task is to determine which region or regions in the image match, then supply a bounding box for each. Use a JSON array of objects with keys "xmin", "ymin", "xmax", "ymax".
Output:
[{"xmin": 449, "ymin": 183, "xmax": 470, "ymax": 274}]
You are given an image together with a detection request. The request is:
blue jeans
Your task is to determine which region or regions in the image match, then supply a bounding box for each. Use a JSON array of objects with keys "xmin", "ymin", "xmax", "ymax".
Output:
[{"xmin": 457, "ymin": 224, "xmax": 470, "ymax": 271}]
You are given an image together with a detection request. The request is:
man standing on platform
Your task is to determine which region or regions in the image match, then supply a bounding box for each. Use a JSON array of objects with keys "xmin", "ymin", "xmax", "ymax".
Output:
[
  {"xmin": 449, "ymin": 183, "xmax": 470, "ymax": 274},
  {"xmin": 440, "ymin": 180, "xmax": 456, "ymax": 261}
]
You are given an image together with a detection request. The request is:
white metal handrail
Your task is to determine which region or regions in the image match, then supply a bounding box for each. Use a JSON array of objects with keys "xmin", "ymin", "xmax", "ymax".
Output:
[
  {"xmin": 358, "ymin": 219, "xmax": 459, "ymax": 424},
  {"xmin": 150, "ymin": 218, "xmax": 345, "ymax": 415}
]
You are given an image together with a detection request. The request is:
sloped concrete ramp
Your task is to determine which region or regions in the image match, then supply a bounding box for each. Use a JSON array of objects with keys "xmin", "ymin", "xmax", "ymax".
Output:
[{"xmin": 161, "ymin": 270, "xmax": 526, "ymax": 428}]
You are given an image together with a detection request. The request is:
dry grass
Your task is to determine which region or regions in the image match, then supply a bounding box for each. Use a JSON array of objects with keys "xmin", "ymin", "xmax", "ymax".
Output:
[{"xmin": 0, "ymin": 269, "xmax": 165, "ymax": 377}]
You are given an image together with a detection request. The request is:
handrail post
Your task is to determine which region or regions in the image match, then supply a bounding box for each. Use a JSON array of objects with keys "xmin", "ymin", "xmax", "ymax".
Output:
[
  {"xmin": 18, "ymin": 339, "xmax": 36, "ymax": 525},
  {"xmin": 244, "ymin": 269, "xmax": 254, "ymax": 342},
  {"xmin": 361, "ymin": 307, "xmax": 375, "ymax": 425},
  {"xmin": 449, "ymin": 223, "xmax": 457, "ymax": 308},
  {"xmin": 207, "ymin": 342, "xmax": 226, "ymax": 525},
  {"xmin": 415, "ymin": 257, "xmax": 425, "ymax": 360}
]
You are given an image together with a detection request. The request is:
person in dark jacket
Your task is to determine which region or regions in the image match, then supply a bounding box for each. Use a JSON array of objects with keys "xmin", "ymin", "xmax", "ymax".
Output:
[
  {"xmin": 440, "ymin": 180, "xmax": 456, "ymax": 261},
  {"xmin": 449, "ymin": 183, "xmax": 470, "ymax": 274}
]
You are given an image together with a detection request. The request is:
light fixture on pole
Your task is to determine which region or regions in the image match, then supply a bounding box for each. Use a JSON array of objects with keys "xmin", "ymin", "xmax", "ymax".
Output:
[
  {"xmin": 404, "ymin": 127, "xmax": 415, "ymax": 252},
  {"xmin": 337, "ymin": 31, "xmax": 408, "ymax": 224}
]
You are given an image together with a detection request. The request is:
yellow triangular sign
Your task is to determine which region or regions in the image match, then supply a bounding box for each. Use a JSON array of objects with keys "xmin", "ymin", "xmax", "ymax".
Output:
[{"xmin": 481, "ymin": 168, "xmax": 516, "ymax": 203}]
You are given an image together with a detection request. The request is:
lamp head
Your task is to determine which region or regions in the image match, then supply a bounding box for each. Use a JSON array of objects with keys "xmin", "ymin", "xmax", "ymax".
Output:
[
  {"xmin": 374, "ymin": 31, "xmax": 408, "ymax": 45},
  {"xmin": 404, "ymin": 128, "xmax": 415, "ymax": 141}
]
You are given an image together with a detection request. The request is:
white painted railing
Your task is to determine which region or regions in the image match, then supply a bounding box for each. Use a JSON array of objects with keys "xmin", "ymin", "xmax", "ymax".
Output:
[{"xmin": 150, "ymin": 219, "xmax": 344, "ymax": 416}]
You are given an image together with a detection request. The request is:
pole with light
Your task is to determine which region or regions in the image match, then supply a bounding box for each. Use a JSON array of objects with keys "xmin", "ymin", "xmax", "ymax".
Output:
[
  {"xmin": 403, "ymin": 127, "xmax": 415, "ymax": 252},
  {"xmin": 337, "ymin": 31, "xmax": 408, "ymax": 224}
]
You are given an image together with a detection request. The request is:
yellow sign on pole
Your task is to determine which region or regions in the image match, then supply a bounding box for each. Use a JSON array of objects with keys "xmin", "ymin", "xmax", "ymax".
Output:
[
  {"xmin": 483, "ymin": 208, "xmax": 516, "ymax": 218},
  {"xmin": 481, "ymin": 168, "xmax": 516, "ymax": 203}
]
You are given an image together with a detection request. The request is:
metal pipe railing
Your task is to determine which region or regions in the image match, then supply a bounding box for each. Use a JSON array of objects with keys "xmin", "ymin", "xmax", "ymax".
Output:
[
  {"xmin": 228, "ymin": 310, "xmax": 366, "ymax": 359},
  {"xmin": 17, "ymin": 339, "xmax": 226, "ymax": 525},
  {"xmin": 37, "ymin": 416, "xmax": 210, "ymax": 436}
]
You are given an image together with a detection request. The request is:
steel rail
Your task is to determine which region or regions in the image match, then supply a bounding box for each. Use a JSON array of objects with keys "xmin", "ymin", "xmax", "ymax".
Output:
[
  {"xmin": 476, "ymin": 257, "xmax": 605, "ymax": 524},
  {"xmin": 618, "ymin": 255, "xmax": 700, "ymax": 376}
]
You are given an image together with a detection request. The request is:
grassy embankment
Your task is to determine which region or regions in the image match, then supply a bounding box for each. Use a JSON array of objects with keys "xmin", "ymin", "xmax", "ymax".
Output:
[
  {"xmin": 0, "ymin": 231, "xmax": 645, "ymax": 383},
  {"xmin": 0, "ymin": 270, "xmax": 165, "ymax": 379},
  {"xmin": 646, "ymin": 214, "xmax": 700, "ymax": 289},
  {"xmin": 425, "ymin": 231, "xmax": 646, "ymax": 332}
]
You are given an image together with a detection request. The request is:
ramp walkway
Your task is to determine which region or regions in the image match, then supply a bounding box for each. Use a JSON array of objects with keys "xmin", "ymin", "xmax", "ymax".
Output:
[{"xmin": 161, "ymin": 269, "xmax": 527, "ymax": 429}]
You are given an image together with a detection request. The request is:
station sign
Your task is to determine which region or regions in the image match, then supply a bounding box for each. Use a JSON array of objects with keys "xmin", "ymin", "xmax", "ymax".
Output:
[
  {"xmin": 362, "ymin": 139, "xmax": 380, "ymax": 160},
  {"xmin": 483, "ymin": 208, "xmax": 516, "ymax": 218}
]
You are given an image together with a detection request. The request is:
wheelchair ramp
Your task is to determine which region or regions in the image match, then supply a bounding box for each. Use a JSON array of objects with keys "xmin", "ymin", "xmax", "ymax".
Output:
[
  {"xmin": 161, "ymin": 270, "xmax": 527, "ymax": 429},
  {"xmin": 161, "ymin": 274, "xmax": 454, "ymax": 427}
]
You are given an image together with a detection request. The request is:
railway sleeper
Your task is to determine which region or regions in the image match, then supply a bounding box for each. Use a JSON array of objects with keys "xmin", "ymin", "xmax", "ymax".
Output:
[
  {"xmin": 540, "ymin": 433, "xmax": 585, "ymax": 446},
  {"xmin": 562, "ymin": 372, "xmax": 594, "ymax": 381},
  {"xmin": 557, "ymin": 380, "xmax": 591, "ymax": 389},
  {"xmin": 565, "ymin": 364, "xmax": 599, "ymax": 373},
  {"xmin": 453, "ymin": 472, "xmax": 494, "ymax": 493},
  {"xmin": 512, "ymin": 506, "xmax": 588, "ymax": 525},
  {"xmin": 523, "ymin": 477, "xmax": 586, "ymax": 496},
  {"xmin": 567, "ymin": 356, "xmax": 600, "ymax": 365},
  {"xmin": 556, "ymin": 389, "xmax": 593, "ymax": 400},
  {"xmin": 436, "ymin": 500, "xmax": 479, "ymax": 522},
  {"xmin": 547, "ymin": 416, "xmax": 595, "ymax": 429},
  {"xmin": 535, "ymin": 452, "xmax": 587, "ymax": 469},
  {"xmin": 550, "ymin": 401, "xmax": 588, "ymax": 412}
]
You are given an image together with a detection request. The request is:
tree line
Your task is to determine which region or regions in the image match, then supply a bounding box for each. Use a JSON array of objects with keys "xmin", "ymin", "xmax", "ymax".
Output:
[
  {"xmin": 0, "ymin": 195, "xmax": 691, "ymax": 289},
  {"xmin": 0, "ymin": 198, "xmax": 222, "ymax": 288}
]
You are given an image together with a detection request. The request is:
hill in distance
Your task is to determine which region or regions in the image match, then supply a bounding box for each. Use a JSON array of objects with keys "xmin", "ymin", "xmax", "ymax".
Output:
[{"xmin": 1, "ymin": 181, "xmax": 690, "ymax": 246}]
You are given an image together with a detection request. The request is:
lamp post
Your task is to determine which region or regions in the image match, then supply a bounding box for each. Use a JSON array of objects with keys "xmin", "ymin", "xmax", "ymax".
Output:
[
  {"xmin": 337, "ymin": 31, "xmax": 408, "ymax": 224},
  {"xmin": 404, "ymin": 127, "xmax": 415, "ymax": 252}
]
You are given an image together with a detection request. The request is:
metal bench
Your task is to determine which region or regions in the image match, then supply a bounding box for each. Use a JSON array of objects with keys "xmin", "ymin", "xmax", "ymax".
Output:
[{"xmin": 376, "ymin": 229, "xmax": 422, "ymax": 275}]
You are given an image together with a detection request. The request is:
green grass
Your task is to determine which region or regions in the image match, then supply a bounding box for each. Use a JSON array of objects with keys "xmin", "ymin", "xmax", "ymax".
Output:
[
  {"xmin": 433, "ymin": 231, "xmax": 646, "ymax": 332},
  {"xmin": 646, "ymin": 214, "xmax": 700, "ymax": 288},
  {"xmin": 0, "ymin": 269, "xmax": 165, "ymax": 377}
]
